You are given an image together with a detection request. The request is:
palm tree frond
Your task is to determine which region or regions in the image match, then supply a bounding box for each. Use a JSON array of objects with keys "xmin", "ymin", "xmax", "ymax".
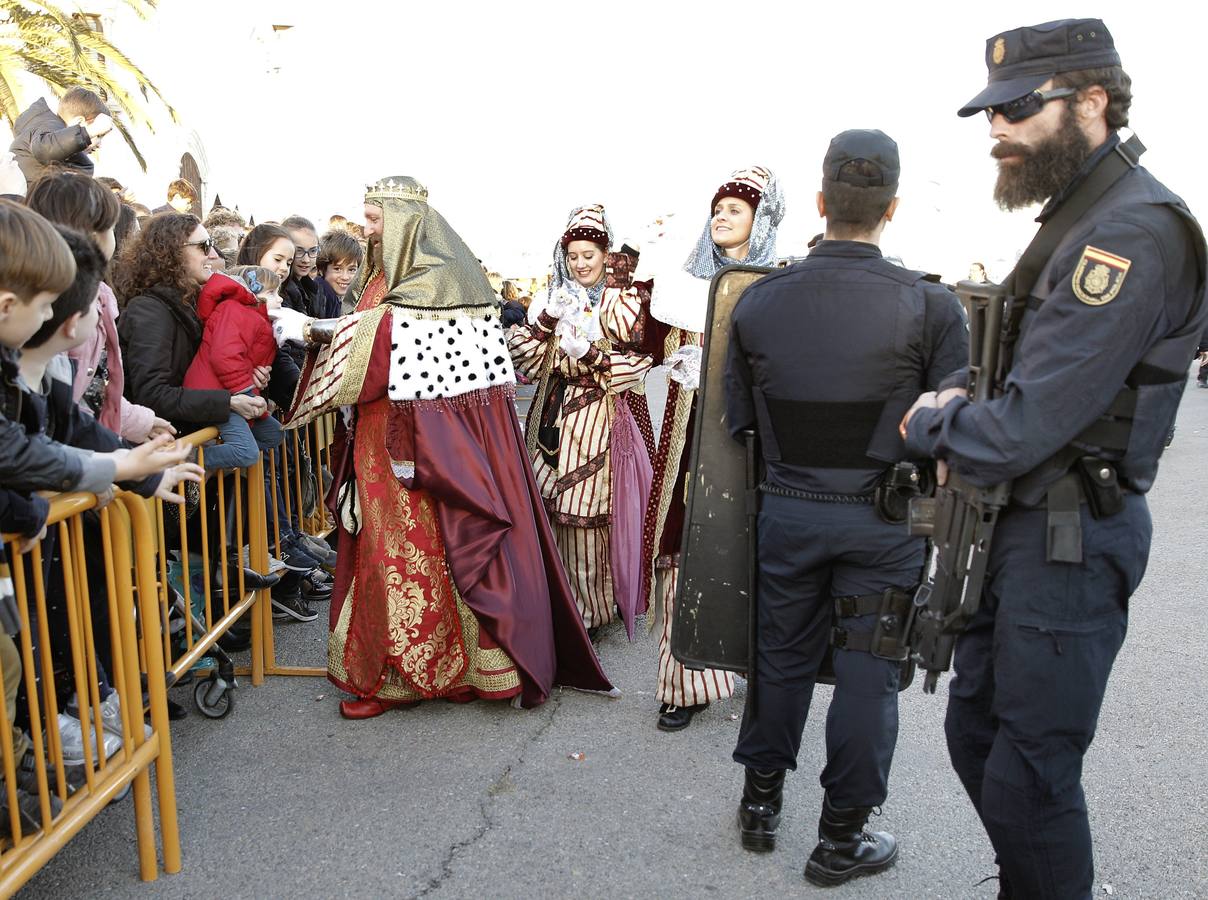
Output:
[
  {"xmin": 1, "ymin": 0, "xmax": 176, "ymax": 167},
  {"xmin": 109, "ymin": 114, "xmax": 147, "ymax": 171}
]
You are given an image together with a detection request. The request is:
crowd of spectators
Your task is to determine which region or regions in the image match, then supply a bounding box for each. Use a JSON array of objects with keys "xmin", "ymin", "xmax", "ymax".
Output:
[{"xmin": 0, "ymin": 87, "xmax": 366, "ymax": 837}]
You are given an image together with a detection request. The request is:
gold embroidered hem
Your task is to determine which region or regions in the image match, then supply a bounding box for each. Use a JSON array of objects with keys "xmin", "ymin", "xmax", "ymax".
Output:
[
  {"xmin": 326, "ymin": 396, "xmax": 520, "ymax": 702},
  {"xmin": 328, "ymin": 581, "xmax": 521, "ymax": 702}
]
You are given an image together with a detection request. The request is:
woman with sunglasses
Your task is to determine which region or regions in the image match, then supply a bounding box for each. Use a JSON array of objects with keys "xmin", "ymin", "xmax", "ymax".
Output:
[{"xmin": 114, "ymin": 214, "xmax": 260, "ymax": 432}]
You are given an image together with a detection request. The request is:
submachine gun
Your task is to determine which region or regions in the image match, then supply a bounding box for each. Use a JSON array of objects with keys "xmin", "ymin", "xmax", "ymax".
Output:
[{"xmin": 907, "ymin": 280, "xmax": 1012, "ymax": 693}]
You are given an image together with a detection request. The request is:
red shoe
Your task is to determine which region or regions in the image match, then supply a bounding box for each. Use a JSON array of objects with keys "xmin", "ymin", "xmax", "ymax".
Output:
[{"xmin": 338, "ymin": 697, "xmax": 417, "ymax": 719}]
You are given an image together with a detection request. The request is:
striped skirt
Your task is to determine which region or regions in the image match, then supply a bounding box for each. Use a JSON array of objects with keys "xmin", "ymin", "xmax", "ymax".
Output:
[
  {"xmin": 554, "ymin": 524, "xmax": 615, "ymax": 630},
  {"xmin": 655, "ymin": 564, "xmax": 736, "ymax": 707}
]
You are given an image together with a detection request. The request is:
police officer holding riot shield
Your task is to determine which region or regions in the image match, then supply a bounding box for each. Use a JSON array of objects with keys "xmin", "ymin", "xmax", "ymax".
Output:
[
  {"xmin": 726, "ymin": 130, "xmax": 968, "ymax": 886},
  {"xmin": 901, "ymin": 20, "xmax": 1207, "ymax": 899}
]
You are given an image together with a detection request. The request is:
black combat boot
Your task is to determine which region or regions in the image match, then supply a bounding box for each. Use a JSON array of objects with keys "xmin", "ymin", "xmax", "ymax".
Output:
[
  {"xmin": 803, "ymin": 794, "xmax": 898, "ymax": 886},
  {"xmin": 737, "ymin": 767, "xmax": 784, "ymax": 852}
]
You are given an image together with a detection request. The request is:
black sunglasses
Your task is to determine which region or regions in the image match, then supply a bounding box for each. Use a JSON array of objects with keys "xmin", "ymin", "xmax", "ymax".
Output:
[
  {"xmin": 985, "ymin": 87, "xmax": 1076, "ymax": 124},
  {"xmin": 183, "ymin": 238, "xmax": 217, "ymax": 254}
]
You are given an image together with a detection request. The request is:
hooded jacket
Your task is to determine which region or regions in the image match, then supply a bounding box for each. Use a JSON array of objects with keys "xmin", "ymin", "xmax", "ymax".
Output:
[
  {"xmin": 183, "ymin": 273, "xmax": 278, "ymax": 400},
  {"xmin": 66, "ymin": 281, "xmax": 156, "ymax": 442},
  {"xmin": 8, "ymin": 98, "xmax": 94, "ymax": 184}
]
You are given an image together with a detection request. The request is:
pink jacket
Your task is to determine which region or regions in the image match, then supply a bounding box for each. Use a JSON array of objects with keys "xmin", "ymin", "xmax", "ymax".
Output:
[{"xmin": 67, "ymin": 281, "xmax": 156, "ymax": 443}]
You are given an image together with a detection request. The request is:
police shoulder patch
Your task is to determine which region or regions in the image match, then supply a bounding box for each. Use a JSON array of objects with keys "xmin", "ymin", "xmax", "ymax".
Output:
[{"xmin": 1072, "ymin": 245, "xmax": 1131, "ymax": 306}]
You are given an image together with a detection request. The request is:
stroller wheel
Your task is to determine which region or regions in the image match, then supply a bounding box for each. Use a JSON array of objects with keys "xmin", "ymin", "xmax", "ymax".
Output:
[{"xmin": 194, "ymin": 678, "xmax": 235, "ymax": 719}]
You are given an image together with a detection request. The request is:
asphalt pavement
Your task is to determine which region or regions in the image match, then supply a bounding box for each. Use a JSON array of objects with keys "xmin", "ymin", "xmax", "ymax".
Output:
[{"xmin": 20, "ymin": 372, "xmax": 1208, "ymax": 899}]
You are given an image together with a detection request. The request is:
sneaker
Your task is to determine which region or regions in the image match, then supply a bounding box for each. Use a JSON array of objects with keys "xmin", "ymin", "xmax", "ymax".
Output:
[
  {"xmin": 296, "ymin": 533, "xmax": 338, "ymax": 569},
  {"xmin": 67, "ymin": 692, "xmax": 152, "ymax": 742},
  {"xmin": 16, "ymin": 748, "xmax": 78, "ymax": 798},
  {"xmin": 215, "ymin": 561, "xmax": 282, "ymax": 591},
  {"xmin": 240, "ymin": 546, "xmax": 288, "ymax": 575},
  {"xmin": 276, "ymin": 540, "xmax": 320, "ymax": 573},
  {"xmin": 217, "ymin": 618, "xmax": 253, "ymax": 653},
  {"xmin": 0, "ymin": 784, "xmax": 62, "ymax": 837},
  {"xmin": 271, "ymin": 590, "xmax": 317, "ymax": 622},
  {"xmin": 301, "ymin": 573, "xmax": 333, "ymax": 602},
  {"xmin": 56, "ymin": 712, "xmax": 121, "ymax": 767}
]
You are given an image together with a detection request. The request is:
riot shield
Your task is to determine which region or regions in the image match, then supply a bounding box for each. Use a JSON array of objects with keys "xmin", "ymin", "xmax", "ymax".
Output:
[{"xmin": 671, "ymin": 265, "xmax": 772, "ymax": 672}]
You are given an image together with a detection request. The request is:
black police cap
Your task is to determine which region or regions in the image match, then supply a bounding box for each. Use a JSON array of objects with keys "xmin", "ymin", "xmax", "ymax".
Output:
[
  {"xmin": 823, "ymin": 129, "xmax": 900, "ymax": 188},
  {"xmin": 958, "ymin": 18, "xmax": 1120, "ymax": 117}
]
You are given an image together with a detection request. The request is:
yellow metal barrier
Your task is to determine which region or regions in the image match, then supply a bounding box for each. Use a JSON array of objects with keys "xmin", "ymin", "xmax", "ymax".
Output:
[
  {"xmin": 260, "ymin": 413, "xmax": 337, "ymax": 678},
  {"xmin": 0, "ymin": 414, "xmax": 338, "ymax": 892},
  {"xmin": 0, "ymin": 492, "xmax": 179, "ymax": 896},
  {"xmin": 155, "ymin": 428, "xmax": 272, "ymax": 694}
]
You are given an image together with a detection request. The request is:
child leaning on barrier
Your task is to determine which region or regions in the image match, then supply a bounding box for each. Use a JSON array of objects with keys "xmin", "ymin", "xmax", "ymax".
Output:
[
  {"xmin": 182, "ymin": 268, "xmax": 284, "ymax": 471},
  {"xmin": 0, "ymin": 199, "xmax": 197, "ymax": 495},
  {"xmin": 0, "ymin": 204, "xmax": 201, "ymax": 833}
]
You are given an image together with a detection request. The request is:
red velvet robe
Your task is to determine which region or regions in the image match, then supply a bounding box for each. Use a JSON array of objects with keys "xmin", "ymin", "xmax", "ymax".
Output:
[{"xmin": 315, "ymin": 276, "xmax": 613, "ymax": 707}]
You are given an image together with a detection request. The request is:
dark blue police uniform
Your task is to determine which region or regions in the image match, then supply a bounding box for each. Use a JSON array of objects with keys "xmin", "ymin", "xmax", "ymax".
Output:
[
  {"xmin": 727, "ymin": 240, "xmax": 967, "ymax": 801},
  {"xmin": 907, "ymin": 19, "xmax": 1208, "ymax": 900}
]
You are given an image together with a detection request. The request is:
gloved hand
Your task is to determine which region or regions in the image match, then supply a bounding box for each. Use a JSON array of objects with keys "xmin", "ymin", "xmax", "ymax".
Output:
[
  {"xmin": 87, "ymin": 113, "xmax": 114, "ymax": 139},
  {"xmin": 666, "ymin": 344, "xmax": 701, "ymax": 389},
  {"xmin": 558, "ymin": 316, "xmax": 591, "ymax": 357},
  {"xmin": 545, "ymin": 286, "xmax": 584, "ymax": 321},
  {"xmin": 269, "ymin": 306, "xmax": 309, "ymax": 344},
  {"xmin": 0, "ymin": 152, "xmax": 25, "ymax": 195}
]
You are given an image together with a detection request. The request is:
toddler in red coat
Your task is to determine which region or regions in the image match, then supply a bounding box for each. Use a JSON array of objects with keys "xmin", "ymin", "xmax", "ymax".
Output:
[{"xmin": 183, "ymin": 269, "xmax": 283, "ymax": 470}]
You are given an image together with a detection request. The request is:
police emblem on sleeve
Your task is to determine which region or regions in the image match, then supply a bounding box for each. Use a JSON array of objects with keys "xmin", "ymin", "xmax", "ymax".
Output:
[{"xmin": 1072, "ymin": 245, "xmax": 1131, "ymax": 306}]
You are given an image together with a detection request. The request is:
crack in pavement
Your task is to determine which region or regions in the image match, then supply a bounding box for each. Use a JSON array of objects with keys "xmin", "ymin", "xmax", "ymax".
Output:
[{"xmin": 409, "ymin": 691, "xmax": 566, "ymax": 899}]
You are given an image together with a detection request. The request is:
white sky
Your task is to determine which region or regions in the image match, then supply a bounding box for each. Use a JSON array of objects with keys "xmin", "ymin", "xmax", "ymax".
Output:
[{"xmin": 30, "ymin": 1, "xmax": 1208, "ymax": 280}]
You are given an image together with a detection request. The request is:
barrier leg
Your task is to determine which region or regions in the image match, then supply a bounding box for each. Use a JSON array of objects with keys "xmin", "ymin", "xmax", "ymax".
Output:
[{"xmin": 119, "ymin": 495, "xmax": 182, "ymax": 875}]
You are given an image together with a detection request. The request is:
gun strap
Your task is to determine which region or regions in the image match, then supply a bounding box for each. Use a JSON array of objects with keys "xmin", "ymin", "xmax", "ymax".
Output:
[
  {"xmin": 999, "ymin": 134, "xmax": 1146, "ymax": 377},
  {"xmin": 1004, "ymin": 133, "xmax": 1145, "ymax": 305}
]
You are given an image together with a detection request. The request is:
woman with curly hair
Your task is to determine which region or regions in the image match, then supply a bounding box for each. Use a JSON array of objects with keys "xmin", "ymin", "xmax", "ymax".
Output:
[{"xmin": 114, "ymin": 213, "xmax": 263, "ymax": 432}]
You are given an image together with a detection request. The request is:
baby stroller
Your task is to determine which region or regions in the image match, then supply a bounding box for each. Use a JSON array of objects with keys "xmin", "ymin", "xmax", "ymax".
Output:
[{"xmin": 166, "ymin": 586, "xmax": 238, "ymax": 719}]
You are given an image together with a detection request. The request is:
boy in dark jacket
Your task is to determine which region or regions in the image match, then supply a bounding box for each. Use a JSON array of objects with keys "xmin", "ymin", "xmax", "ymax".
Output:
[
  {"xmin": 16, "ymin": 228, "xmax": 201, "ymax": 504},
  {"xmin": 0, "ymin": 210, "xmax": 200, "ymax": 829},
  {"xmin": 7, "ymin": 88, "xmax": 114, "ymax": 185},
  {"xmin": 0, "ymin": 200, "xmax": 189, "ymax": 492}
]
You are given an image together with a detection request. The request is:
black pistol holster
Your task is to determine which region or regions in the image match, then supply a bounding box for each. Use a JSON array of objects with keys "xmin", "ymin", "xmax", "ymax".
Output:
[
  {"xmin": 831, "ymin": 588, "xmax": 915, "ymax": 662},
  {"xmin": 874, "ymin": 461, "xmax": 933, "ymax": 525}
]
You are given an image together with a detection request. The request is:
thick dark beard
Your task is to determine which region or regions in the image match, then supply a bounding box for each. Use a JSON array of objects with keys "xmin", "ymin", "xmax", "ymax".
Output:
[
  {"xmin": 367, "ymin": 235, "xmax": 384, "ymax": 274},
  {"xmin": 992, "ymin": 106, "xmax": 1093, "ymax": 211}
]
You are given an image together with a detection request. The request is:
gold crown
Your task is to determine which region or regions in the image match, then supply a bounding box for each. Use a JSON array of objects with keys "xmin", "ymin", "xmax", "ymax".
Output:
[{"xmin": 365, "ymin": 177, "xmax": 428, "ymax": 203}]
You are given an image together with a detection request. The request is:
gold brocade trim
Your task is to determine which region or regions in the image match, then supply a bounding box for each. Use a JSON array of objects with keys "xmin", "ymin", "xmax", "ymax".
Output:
[
  {"xmin": 646, "ymin": 327, "xmax": 695, "ymax": 634},
  {"xmin": 386, "ymin": 300, "xmax": 499, "ymax": 321},
  {"xmin": 328, "ymin": 576, "xmax": 521, "ymax": 701},
  {"xmin": 288, "ymin": 304, "xmax": 391, "ymax": 428}
]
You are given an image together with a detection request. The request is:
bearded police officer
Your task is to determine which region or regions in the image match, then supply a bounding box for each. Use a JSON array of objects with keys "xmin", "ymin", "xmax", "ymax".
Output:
[
  {"xmin": 901, "ymin": 20, "xmax": 1207, "ymax": 899},
  {"xmin": 725, "ymin": 130, "xmax": 968, "ymax": 886}
]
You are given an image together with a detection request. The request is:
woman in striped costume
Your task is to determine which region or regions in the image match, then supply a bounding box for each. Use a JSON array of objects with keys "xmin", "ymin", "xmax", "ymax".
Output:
[
  {"xmin": 509, "ymin": 205, "xmax": 655, "ymax": 636},
  {"xmin": 643, "ymin": 166, "xmax": 785, "ymax": 731}
]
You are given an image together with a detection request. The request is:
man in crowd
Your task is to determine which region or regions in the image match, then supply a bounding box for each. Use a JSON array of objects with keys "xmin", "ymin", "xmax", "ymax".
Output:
[
  {"xmin": 901, "ymin": 19, "xmax": 1206, "ymax": 897},
  {"xmin": 9, "ymin": 87, "xmax": 114, "ymax": 184},
  {"xmin": 155, "ymin": 179, "xmax": 199, "ymax": 215}
]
